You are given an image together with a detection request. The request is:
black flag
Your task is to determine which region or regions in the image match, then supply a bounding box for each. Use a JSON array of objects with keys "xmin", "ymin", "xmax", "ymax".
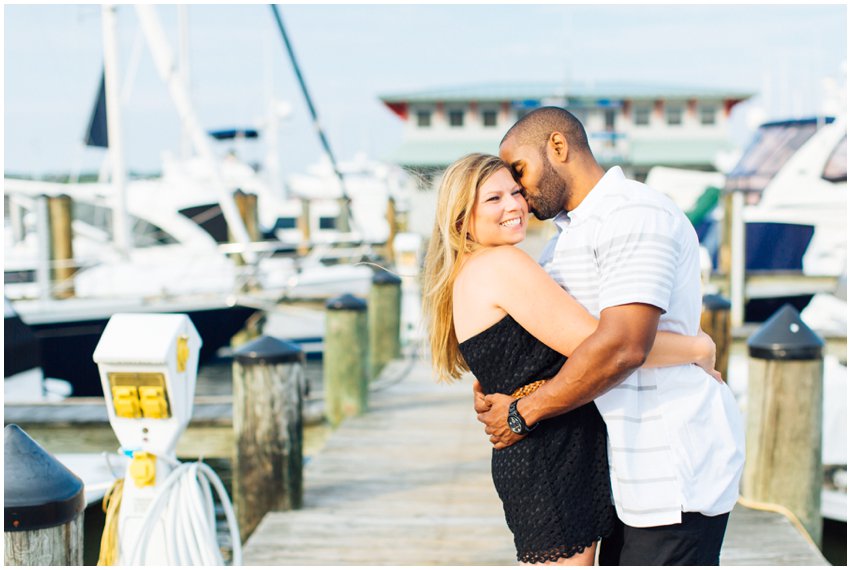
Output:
[{"xmin": 84, "ymin": 70, "xmax": 109, "ymax": 148}]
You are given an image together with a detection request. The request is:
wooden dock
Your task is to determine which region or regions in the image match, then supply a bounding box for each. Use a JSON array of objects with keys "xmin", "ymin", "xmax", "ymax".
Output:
[{"xmin": 243, "ymin": 357, "xmax": 829, "ymax": 566}]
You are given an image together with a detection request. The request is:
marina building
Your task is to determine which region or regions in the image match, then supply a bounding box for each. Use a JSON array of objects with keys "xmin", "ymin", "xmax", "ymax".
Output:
[
  {"xmin": 380, "ymin": 82, "xmax": 754, "ymax": 181},
  {"xmin": 380, "ymin": 82, "xmax": 754, "ymax": 237}
]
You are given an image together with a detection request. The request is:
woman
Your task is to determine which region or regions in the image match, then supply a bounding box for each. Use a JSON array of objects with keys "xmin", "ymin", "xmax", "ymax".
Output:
[{"xmin": 421, "ymin": 153, "xmax": 718, "ymax": 565}]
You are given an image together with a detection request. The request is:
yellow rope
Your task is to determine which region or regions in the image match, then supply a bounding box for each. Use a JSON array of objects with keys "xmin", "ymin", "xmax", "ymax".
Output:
[
  {"xmin": 736, "ymin": 495, "xmax": 819, "ymax": 549},
  {"xmin": 97, "ymin": 478, "xmax": 124, "ymax": 566}
]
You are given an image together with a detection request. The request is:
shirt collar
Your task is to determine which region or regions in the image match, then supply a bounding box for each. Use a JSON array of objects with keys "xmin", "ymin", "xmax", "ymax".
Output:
[{"xmin": 552, "ymin": 166, "xmax": 625, "ymax": 231}]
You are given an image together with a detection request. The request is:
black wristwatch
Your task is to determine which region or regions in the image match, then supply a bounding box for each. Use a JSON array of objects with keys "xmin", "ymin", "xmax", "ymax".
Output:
[{"xmin": 507, "ymin": 398, "xmax": 538, "ymax": 435}]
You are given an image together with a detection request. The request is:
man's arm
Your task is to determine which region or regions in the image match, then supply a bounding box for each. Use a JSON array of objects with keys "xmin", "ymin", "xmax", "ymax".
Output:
[{"xmin": 476, "ymin": 302, "xmax": 661, "ymax": 449}]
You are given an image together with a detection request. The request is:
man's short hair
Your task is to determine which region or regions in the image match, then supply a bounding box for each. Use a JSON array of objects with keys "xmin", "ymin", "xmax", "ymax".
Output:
[{"xmin": 501, "ymin": 106, "xmax": 591, "ymax": 155}]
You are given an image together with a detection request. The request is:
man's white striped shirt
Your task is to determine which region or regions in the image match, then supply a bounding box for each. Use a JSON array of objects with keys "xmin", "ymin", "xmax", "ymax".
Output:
[{"xmin": 540, "ymin": 166, "xmax": 745, "ymax": 528}]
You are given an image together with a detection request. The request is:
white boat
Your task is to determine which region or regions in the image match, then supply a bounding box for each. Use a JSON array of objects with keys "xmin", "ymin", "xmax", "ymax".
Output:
[
  {"xmin": 3, "ymin": 6, "xmax": 403, "ymax": 396},
  {"xmin": 647, "ymin": 115, "xmax": 847, "ymax": 322}
]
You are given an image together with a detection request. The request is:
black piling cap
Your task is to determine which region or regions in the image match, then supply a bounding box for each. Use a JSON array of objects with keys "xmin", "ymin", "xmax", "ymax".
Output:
[
  {"xmin": 372, "ymin": 268, "xmax": 402, "ymax": 286},
  {"xmin": 5, "ymin": 424, "xmax": 85, "ymax": 532},
  {"xmin": 234, "ymin": 335, "xmax": 304, "ymax": 365},
  {"xmin": 747, "ymin": 304, "xmax": 824, "ymax": 361},
  {"xmin": 702, "ymin": 293, "xmax": 732, "ymax": 311},
  {"xmin": 326, "ymin": 293, "xmax": 367, "ymax": 312}
]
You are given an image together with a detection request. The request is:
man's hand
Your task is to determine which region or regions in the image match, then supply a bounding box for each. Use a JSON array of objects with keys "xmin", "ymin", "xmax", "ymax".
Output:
[{"xmin": 477, "ymin": 392, "xmax": 525, "ymax": 449}]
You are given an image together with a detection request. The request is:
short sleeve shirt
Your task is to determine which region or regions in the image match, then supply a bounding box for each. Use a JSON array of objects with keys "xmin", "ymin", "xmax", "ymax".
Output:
[{"xmin": 540, "ymin": 167, "xmax": 745, "ymax": 528}]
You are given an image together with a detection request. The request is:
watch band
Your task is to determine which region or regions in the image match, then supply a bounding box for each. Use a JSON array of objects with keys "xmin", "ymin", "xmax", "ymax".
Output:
[{"xmin": 507, "ymin": 398, "xmax": 538, "ymax": 435}]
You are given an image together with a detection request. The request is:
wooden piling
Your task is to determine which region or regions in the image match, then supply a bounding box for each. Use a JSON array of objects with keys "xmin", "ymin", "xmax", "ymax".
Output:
[
  {"xmin": 384, "ymin": 197, "xmax": 397, "ymax": 262},
  {"xmin": 232, "ymin": 336, "xmax": 306, "ymax": 542},
  {"xmin": 231, "ymin": 190, "xmax": 260, "ymax": 267},
  {"xmin": 47, "ymin": 194, "xmax": 75, "ymax": 299},
  {"xmin": 701, "ymin": 293, "xmax": 732, "ymax": 379},
  {"xmin": 742, "ymin": 304, "xmax": 824, "ymax": 545},
  {"xmin": 324, "ymin": 294, "xmax": 369, "ymax": 426},
  {"xmin": 4, "ymin": 424, "xmax": 85, "ymax": 566},
  {"xmin": 298, "ymin": 198, "xmax": 311, "ymax": 255},
  {"xmin": 368, "ymin": 269, "xmax": 402, "ymax": 381}
]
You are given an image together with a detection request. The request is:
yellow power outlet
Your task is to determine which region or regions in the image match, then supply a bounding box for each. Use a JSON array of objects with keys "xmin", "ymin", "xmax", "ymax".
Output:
[
  {"xmin": 138, "ymin": 386, "xmax": 170, "ymax": 419},
  {"xmin": 112, "ymin": 386, "xmax": 141, "ymax": 418},
  {"xmin": 129, "ymin": 452, "xmax": 157, "ymax": 487}
]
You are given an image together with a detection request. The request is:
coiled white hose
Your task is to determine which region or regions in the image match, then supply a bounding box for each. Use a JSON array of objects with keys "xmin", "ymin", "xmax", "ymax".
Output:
[{"xmin": 127, "ymin": 459, "xmax": 242, "ymax": 565}]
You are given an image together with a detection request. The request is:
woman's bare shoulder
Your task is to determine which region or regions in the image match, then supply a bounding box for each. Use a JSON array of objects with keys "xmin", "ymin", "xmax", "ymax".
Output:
[{"xmin": 464, "ymin": 245, "xmax": 537, "ymax": 273}]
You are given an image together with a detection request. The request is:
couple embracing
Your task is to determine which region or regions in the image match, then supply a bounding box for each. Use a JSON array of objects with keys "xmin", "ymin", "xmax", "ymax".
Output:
[{"xmin": 422, "ymin": 107, "xmax": 745, "ymax": 566}]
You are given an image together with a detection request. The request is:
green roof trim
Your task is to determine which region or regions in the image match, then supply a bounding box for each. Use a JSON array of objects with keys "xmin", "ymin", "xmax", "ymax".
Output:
[
  {"xmin": 380, "ymin": 81, "xmax": 754, "ymax": 103},
  {"xmin": 385, "ymin": 136, "xmax": 736, "ymax": 169}
]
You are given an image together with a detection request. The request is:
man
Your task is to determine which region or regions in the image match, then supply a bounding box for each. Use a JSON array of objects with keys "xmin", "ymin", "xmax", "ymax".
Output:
[{"xmin": 474, "ymin": 107, "xmax": 745, "ymax": 565}]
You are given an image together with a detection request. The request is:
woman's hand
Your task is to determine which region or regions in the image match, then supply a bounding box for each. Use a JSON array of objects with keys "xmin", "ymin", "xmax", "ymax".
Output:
[{"xmin": 695, "ymin": 330, "xmax": 724, "ymax": 383}]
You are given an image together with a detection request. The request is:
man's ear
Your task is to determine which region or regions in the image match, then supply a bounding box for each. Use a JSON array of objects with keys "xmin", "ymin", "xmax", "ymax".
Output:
[{"xmin": 548, "ymin": 132, "xmax": 569, "ymax": 163}]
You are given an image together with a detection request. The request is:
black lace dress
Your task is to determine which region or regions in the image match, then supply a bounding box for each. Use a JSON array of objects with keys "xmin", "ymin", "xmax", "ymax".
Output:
[{"xmin": 458, "ymin": 314, "xmax": 615, "ymax": 563}]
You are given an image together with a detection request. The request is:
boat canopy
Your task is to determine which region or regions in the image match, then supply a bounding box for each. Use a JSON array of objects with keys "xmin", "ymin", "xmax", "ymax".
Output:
[
  {"xmin": 725, "ymin": 117, "xmax": 836, "ymax": 194},
  {"xmin": 208, "ymin": 128, "xmax": 259, "ymax": 140}
]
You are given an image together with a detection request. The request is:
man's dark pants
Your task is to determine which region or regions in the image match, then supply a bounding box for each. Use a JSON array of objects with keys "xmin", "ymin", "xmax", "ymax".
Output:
[{"xmin": 598, "ymin": 511, "xmax": 730, "ymax": 565}]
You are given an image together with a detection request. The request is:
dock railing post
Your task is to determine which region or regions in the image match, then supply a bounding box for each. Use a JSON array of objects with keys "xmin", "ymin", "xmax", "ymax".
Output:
[
  {"xmin": 325, "ymin": 293, "xmax": 369, "ymax": 426},
  {"xmin": 742, "ymin": 304, "xmax": 824, "ymax": 545},
  {"xmin": 368, "ymin": 269, "xmax": 402, "ymax": 382},
  {"xmin": 701, "ymin": 293, "xmax": 732, "ymax": 380},
  {"xmin": 232, "ymin": 336, "xmax": 306, "ymax": 542},
  {"xmin": 4, "ymin": 424, "xmax": 85, "ymax": 566}
]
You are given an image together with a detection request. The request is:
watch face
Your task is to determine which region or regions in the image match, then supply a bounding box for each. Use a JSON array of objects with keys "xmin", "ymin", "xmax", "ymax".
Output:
[{"xmin": 508, "ymin": 414, "xmax": 523, "ymax": 434}]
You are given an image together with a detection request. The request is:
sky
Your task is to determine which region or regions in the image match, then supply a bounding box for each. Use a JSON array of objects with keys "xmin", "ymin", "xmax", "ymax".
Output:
[{"xmin": 3, "ymin": 3, "xmax": 847, "ymax": 178}]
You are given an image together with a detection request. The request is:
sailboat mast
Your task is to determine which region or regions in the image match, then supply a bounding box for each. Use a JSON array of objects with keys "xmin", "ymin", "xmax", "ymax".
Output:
[
  {"xmin": 178, "ymin": 5, "xmax": 192, "ymax": 159},
  {"xmin": 101, "ymin": 4, "xmax": 132, "ymax": 257},
  {"xmin": 134, "ymin": 5, "xmax": 256, "ymax": 263},
  {"xmin": 270, "ymin": 5, "xmax": 353, "ymax": 233}
]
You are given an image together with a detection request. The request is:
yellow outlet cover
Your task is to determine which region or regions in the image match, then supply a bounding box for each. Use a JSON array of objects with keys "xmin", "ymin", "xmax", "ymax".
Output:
[
  {"xmin": 129, "ymin": 452, "xmax": 157, "ymax": 487},
  {"xmin": 112, "ymin": 386, "xmax": 141, "ymax": 418},
  {"xmin": 138, "ymin": 386, "xmax": 171, "ymax": 419}
]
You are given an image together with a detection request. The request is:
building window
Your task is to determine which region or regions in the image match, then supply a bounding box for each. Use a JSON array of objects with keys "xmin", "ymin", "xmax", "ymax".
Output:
[
  {"xmin": 666, "ymin": 105, "xmax": 683, "ymax": 126},
  {"xmin": 604, "ymin": 109, "xmax": 616, "ymax": 131},
  {"xmin": 634, "ymin": 106, "xmax": 651, "ymax": 126},
  {"xmin": 699, "ymin": 105, "xmax": 716, "ymax": 125},
  {"xmin": 482, "ymin": 109, "xmax": 498, "ymax": 127},
  {"xmin": 416, "ymin": 110, "xmax": 431, "ymax": 128},
  {"xmin": 448, "ymin": 109, "xmax": 465, "ymax": 127}
]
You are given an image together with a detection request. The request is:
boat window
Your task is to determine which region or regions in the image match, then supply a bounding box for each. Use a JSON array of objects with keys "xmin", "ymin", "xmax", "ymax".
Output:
[
  {"xmin": 74, "ymin": 202, "xmax": 113, "ymax": 233},
  {"xmin": 274, "ymin": 217, "xmax": 298, "ymax": 230},
  {"xmin": 178, "ymin": 204, "xmax": 228, "ymax": 243},
  {"xmin": 131, "ymin": 217, "xmax": 178, "ymax": 247},
  {"xmin": 448, "ymin": 109, "xmax": 464, "ymax": 127},
  {"xmin": 699, "ymin": 105, "xmax": 716, "ymax": 126},
  {"xmin": 318, "ymin": 216, "xmax": 337, "ymax": 230},
  {"xmin": 822, "ymin": 135, "xmax": 846, "ymax": 183},
  {"xmin": 725, "ymin": 120, "xmax": 821, "ymax": 193}
]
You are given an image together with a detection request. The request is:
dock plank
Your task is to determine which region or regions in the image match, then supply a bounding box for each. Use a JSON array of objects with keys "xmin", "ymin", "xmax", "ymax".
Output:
[{"xmin": 243, "ymin": 357, "xmax": 829, "ymax": 566}]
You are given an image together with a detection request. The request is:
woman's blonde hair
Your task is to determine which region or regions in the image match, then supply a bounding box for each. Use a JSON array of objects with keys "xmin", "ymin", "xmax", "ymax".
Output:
[{"xmin": 421, "ymin": 153, "xmax": 506, "ymax": 382}]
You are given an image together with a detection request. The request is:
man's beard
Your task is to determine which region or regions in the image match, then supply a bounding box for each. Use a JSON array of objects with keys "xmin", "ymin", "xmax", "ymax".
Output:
[{"xmin": 529, "ymin": 159, "xmax": 570, "ymax": 220}]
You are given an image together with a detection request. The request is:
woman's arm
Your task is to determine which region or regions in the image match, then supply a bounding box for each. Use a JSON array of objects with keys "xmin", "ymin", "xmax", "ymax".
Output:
[
  {"xmin": 479, "ymin": 246, "xmax": 717, "ymax": 374},
  {"xmin": 645, "ymin": 329, "xmax": 718, "ymax": 375}
]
